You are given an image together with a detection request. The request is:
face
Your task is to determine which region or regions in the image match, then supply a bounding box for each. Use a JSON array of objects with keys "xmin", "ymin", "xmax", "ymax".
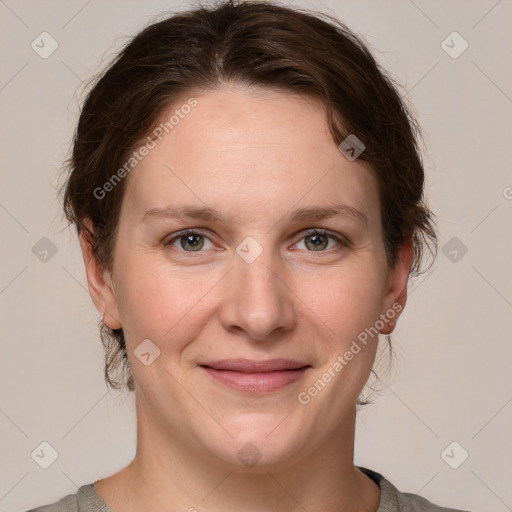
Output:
[{"xmin": 84, "ymin": 85, "xmax": 411, "ymax": 471}]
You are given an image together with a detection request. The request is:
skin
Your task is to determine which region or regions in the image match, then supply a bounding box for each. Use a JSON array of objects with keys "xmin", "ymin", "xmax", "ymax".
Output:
[{"xmin": 81, "ymin": 85, "xmax": 413, "ymax": 512}]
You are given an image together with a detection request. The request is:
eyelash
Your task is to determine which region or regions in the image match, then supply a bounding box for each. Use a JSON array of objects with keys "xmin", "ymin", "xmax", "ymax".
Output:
[{"xmin": 164, "ymin": 228, "xmax": 351, "ymax": 255}]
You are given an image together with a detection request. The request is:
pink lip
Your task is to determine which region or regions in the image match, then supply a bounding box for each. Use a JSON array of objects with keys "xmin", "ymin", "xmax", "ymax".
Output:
[{"xmin": 199, "ymin": 358, "xmax": 311, "ymax": 394}]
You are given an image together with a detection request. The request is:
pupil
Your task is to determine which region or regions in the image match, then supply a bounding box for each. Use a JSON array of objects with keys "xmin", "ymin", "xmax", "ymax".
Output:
[
  {"xmin": 309, "ymin": 234, "xmax": 326, "ymax": 250},
  {"xmin": 182, "ymin": 234, "xmax": 202, "ymax": 250}
]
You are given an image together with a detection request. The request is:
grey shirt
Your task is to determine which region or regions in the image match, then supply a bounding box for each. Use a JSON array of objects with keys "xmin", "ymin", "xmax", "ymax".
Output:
[{"xmin": 24, "ymin": 466, "xmax": 471, "ymax": 512}]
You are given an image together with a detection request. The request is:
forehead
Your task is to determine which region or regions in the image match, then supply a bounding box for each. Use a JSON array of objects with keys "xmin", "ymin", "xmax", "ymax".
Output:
[{"xmin": 122, "ymin": 86, "xmax": 379, "ymax": 226}]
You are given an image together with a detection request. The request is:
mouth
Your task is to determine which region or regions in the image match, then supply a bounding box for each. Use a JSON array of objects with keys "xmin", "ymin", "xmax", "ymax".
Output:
[{"xmin": 199, "ymin": 358, "xmax": 311, "ymax": 394}]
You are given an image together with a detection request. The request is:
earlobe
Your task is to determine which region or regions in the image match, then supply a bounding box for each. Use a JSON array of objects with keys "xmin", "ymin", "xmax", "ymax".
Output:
[
  {"xmin": 79, "ymin": 218, "xmax": 122, "ymax": 330},
  {"xmin": 379, "ymin": 239, "xmax": 414, "ymax": 335}
]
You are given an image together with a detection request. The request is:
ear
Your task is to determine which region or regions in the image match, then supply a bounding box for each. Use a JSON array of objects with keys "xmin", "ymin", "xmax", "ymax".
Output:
[
  {"xmin": 379, "ymin": 238, "xmax": 414, "ymax": 335},
  {"xmin": 79, "ymin": 218, "xmax": 122, "ymax": 330}
]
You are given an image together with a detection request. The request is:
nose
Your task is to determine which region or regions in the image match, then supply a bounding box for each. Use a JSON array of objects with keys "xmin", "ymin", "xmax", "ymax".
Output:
[{"xmin": 219, "ymin": 245, "xmax": 297, "ymax": 342}]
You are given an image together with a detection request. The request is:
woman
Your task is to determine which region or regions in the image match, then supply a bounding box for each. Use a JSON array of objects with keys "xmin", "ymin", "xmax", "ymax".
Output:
[{"xmin": 26, "ymin": 1, "xmax": 471, "ymax": 510}]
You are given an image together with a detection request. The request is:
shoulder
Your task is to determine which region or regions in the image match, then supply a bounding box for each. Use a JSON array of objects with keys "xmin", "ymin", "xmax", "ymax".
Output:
[
  {"xmin": 22, "ymin": 483, "xmax": 110, "ymax": 512},
  {"xmin": 22, "ymin": 492, "xmax": 78, "ymax": 512},
  {"xmin": 396, "ymin": 490, "xmax": 472, "ymax": 512},
  {"xmin": 357, "ymin": 466, "xmax": 473, "ymax": 512}
]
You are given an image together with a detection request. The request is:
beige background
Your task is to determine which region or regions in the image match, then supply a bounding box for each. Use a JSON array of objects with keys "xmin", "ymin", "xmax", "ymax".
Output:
[{"xmin": 1, "ymin": 1, "xmax": 511, "ymax": 511}]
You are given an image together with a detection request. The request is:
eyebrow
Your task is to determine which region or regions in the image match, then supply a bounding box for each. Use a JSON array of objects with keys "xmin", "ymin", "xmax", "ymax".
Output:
[{"xmin": 141, "ymin": 203, "xmax": 367, "ymax": 227}]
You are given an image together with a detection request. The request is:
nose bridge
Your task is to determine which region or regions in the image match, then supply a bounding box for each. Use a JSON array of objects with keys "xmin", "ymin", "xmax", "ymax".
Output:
[
  {"xmin": 235, "ymin": 238, "xmax": 282, "ymax": 309},
  {"xmin": 239, "ymin": 250, "xmax": 279, "ymax": 294},
  {"xmin": 221, "ymin": 235, "xmax": 293, "ymax": 339}
]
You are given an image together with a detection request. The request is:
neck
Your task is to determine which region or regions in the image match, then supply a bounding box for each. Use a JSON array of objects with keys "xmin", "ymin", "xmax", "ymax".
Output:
[{"xmin": 94, "ymin": 393, "xmax": 380, "ymax": 512}]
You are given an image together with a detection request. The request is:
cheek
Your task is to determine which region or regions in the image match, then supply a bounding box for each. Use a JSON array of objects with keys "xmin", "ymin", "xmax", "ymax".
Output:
[
  {"xmin": 113, "ymin": 254, "xmax": 221, "ymax": 347},
  {"xmin": 299, "ymin": 264, "xmax": 385, "ymax": 340},
  {"xmin": 112, "ymin": 236, "xmax": 387, "ymax": 364}
]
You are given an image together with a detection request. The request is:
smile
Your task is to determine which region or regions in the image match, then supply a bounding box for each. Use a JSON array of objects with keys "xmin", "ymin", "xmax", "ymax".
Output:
[{"xmin": 199, "ymin": 358, "xmax": 311, "ymax": 394}]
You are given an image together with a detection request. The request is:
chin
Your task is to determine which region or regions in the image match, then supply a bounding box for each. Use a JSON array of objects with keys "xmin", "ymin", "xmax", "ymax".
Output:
[{"xmin": 194, "ymin": 414, "xmax": 311, "ymax": 472}]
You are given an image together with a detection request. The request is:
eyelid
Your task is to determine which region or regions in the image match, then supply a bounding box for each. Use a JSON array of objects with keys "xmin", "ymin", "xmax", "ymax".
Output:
[
  {"xmin": 165, "ymin": 228, "xmax": 213, "ymax": 243},
  {"xmin": 298, "ymin": 228, "xmax": 350, "ymax": 243}
]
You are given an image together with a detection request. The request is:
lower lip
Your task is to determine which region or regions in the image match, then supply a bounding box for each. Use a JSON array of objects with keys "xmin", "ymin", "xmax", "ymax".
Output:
[{"xmin": 201, "ymin": 367, "xmax": 310, "ymax": 394}]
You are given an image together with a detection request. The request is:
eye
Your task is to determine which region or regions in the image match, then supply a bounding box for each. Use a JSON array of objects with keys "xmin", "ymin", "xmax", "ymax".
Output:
[
  {"xmin": 293, "ymin": 228, "xmax": 350, "ymax": 252},
  {"xmin": 164, "ymin": 228, "xmax": 350, "ymax": 255},
  {"xmin": 165, "ymin": 229, "xmax": 215, "ymax": 252}
]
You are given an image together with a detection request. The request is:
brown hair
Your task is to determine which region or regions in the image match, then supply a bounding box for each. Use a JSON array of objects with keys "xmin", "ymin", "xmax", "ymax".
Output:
[{"xmin": 61, "ymin": 0, "xmax": 437, "ymax": 398}]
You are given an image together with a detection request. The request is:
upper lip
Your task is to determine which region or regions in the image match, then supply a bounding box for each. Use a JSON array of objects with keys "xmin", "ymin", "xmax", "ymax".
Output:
[{"xmin": 200, "ymin": 358, "xmax": 310, "ymax": 373}]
